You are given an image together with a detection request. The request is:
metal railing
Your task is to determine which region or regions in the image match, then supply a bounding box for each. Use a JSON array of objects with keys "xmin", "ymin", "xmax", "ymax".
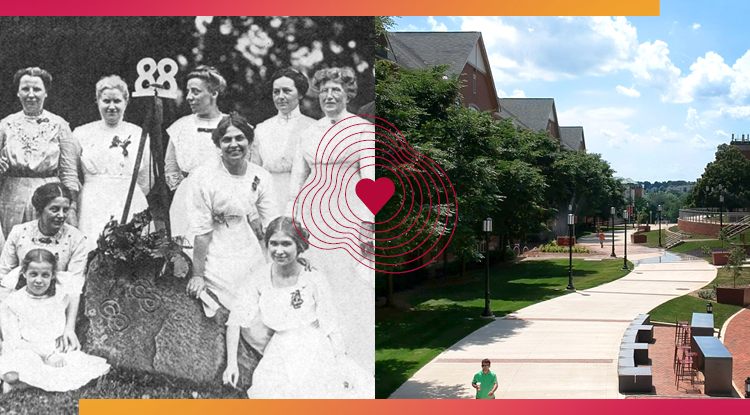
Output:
[{"xmin": 665, "ymin": 228, "xmax": 685, "ymax": 249}]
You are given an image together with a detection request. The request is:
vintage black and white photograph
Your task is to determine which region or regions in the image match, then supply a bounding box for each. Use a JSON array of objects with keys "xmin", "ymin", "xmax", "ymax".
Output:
[{"xmin": 0, "ymin": 16, "xmax": 375, "ymax": 409}]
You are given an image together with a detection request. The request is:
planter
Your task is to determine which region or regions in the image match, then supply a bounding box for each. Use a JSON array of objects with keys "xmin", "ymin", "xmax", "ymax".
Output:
[
  {"xmin": 712, "ymin": 252, "xmax": 730, "ymax": 266},
  {"xmin": 557, "ymin": 236, "xmax": 575, "ymax": 246},
  {"xmin": 637, "ymin": 226, "xmax": 651, "ymax": 232},
  {"xmin": 716, "ymin": 286, "xmax": 750, "ymax": 307},
  {"xmin": 631, "ymin": 234, "xmax": 647, "ymax": 244}
]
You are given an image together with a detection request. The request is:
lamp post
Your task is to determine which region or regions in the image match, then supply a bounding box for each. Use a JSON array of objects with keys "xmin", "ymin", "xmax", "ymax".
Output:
[
  {"xmin": 622, "ymin": 209, "xmax": 629, "ymax": 271},
  {"xmin": 481, "ymin": 218, "xmax": 494, "ymax": 318},
  {"xmin": 567, "ymin": 213, "xmax": 575, "ymax": 290},
  {"xmin": 707, "ymin": 302, "xmax": 713, "ymax": 314},
  {"xmin": 720, "ymin": 193, "xmax": 724, "ymax": 231},
  {"xmin": 610, "ymin": 206, "xmax": 616, "ymax": 258},
  {"xmin": 658, "ymin": 205, "xmax": 663, "ymax": 248}
]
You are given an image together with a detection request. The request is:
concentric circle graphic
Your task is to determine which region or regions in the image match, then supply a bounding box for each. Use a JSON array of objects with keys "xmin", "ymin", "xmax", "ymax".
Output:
[{"xmin": 291, "ymin": 115, "xmax": 457, "ymax": 274}]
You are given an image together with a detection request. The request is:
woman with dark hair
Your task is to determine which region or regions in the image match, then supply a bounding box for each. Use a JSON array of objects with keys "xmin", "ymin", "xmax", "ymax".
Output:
[
  {"xmin": 0, "ymin": 67, "xmax": 80, "ymax": 240},
  {"xmin": 251, "ymin": 68, "xmax": 316, "ymax": 209},
  {"xmin": 73, "ymin": 75, "xmax": 152, "ymax": 248},
  {"xmin": 0, "ymin": 183, "xmax": 87, "ymax": 351},
  {"xmin": 186, "ymin": 113, "xmax": 277, "ymax": 317},
  {"xmin": 165, "ymin": 65, "xmax": 227, "ymax": 256},
  {"xmin": 223, "ymin": 216, "xmax": 373, "ymax": 398}
]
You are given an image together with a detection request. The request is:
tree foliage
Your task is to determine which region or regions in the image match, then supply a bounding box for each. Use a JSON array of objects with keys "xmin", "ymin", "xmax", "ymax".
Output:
[{"xmin": 686, "ymin": 144, "xmax": 750, "ymax": 210}]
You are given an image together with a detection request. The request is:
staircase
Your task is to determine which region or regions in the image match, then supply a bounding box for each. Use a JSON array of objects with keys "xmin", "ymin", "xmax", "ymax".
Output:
[
  {"xmin": 665, "ymin": 228, "xmax": 685, "ymax": 249},
  {"xmin": 723, "ymin": 214, "xmax": 750, "ymax": 238}
]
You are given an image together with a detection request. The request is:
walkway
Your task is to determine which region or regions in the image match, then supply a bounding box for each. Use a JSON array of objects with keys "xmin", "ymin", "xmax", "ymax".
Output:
[
  {"xmin": 723, "ymin": 308, "xmax": 750, "ymax": 397},
  {"xmin": 389, "ymin": 230, "xmax": 717, "ymax": 399}
]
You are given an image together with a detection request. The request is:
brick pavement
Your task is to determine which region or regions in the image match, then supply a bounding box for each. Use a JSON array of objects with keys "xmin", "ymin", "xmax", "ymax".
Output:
[
  {"xmin": 640, "ymin": 326, "xmax": 706, "ymax": 397},
  {"xmin": 723, "ymin": 308, "xmax": 750, "ymax": 398}
]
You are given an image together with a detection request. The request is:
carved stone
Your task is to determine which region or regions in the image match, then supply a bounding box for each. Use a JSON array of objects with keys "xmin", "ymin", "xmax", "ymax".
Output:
[{"xmin": 81, "ymin": 254, "xmax": 257, "ymax": 388}]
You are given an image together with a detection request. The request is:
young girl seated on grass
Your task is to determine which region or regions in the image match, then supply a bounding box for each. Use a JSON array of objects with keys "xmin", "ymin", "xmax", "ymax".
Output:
[{"xmin": 0, "ymin": 248, "xmax": 110, "ymax": 393}]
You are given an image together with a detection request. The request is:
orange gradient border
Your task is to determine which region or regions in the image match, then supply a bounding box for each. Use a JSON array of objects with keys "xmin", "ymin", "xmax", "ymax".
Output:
[
  {"xmin": 1, "ymin": 0, "xmax": 660, "ymax": 16},
  {"xmin": 81, "ymin": 398, "xmax": 747, "ymax": 414}
]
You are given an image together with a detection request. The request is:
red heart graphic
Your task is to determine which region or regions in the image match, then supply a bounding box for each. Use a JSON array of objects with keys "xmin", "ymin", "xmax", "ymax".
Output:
[{"xmin": 356, "ymin": 178, "xmax": 395, "ymax": 215}]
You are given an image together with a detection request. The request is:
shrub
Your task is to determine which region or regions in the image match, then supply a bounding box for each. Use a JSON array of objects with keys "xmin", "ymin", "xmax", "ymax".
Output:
[
  {"xmin": 697, "ymin": 288, "xmax": 716, "ymax": 301},
  {"xmin": 700, "ymin": 245, "xmax": 713, "ymax": 256},
  {"xmin": 538, "ymin": 241, "xmax": 590, "ymax": 253}
]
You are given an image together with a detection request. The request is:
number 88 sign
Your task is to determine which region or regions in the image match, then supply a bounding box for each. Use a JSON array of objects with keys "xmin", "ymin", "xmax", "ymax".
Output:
[{"xmin": 132, "ymin": 57, "xmax": 179, "ymax": 99}]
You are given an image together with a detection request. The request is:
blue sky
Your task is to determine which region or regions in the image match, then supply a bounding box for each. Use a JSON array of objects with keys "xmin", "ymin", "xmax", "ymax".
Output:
[{"xmin": 392, "ymin": 3, "xmax": 750, "ymax": 182}]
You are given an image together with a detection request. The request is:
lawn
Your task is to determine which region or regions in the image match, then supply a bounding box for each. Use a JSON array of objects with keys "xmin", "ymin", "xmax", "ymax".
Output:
[
  {"xmin": 0, "ymin": 366, "xmax": 244, "ymax": 414},
  {"xmin": 375, "ymin": 258, "xmax": 630, "ymax": 399},
  {"xmin": 648, "ymin": 268, "xmax": 747, "ymax": 329}
]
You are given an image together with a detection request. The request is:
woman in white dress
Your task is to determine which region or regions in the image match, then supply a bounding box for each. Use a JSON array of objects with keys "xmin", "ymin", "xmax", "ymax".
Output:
[
  {"xmin": 251, "ymin": 68, "xmax": 316, "ymax": 209},
  {"xmin": 165, "ymin": 66, "xmax": 226, "ymax": 256},
  {"xmin": 287, "ymin": 67, "xmax": 375, "ymax": 370},
  {"xmin": 223, "ymin": 217, "xmax": 373, "ymax": 398},
  {"xmin": 0, "ymin": 183, "xmax": 87, "ymax": 352},
  {"xmin": 186, "ymin": 113, "xmax": 277, "ymax": 314},
  {"xmin": 0, "ymin": 248, "xmax": 110, "ymax": 393},
  {"xmin": 0, "ymin": 67, "xmax": 80, "ymax": 241},
  {"xmin": 73, "ymin": 75, "xmax": 151, "ymax": 249}
]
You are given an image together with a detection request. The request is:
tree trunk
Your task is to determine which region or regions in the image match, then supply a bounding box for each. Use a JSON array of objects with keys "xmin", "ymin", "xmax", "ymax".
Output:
[
  {"xmin": 386, "ymin": 274, "xmax": 394, "ymax": 306},
  {"xmin": 499, "ymin": 234, "xmax": 506, "ymax": 262}
]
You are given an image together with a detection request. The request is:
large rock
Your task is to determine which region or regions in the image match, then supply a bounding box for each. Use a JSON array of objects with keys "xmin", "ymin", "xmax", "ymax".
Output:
[{"xmin": 81, "ymin": 254, "xmax": 258, "ymax": 389}]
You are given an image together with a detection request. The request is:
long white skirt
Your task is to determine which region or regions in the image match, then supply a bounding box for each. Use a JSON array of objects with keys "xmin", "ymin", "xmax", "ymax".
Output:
[{"xmin": 0, "ymin": 348, "xmax": 110, "ymax": 392}]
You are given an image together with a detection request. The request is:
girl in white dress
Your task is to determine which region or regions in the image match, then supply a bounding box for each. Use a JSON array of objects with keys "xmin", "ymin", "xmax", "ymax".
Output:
[
  {"xmin": 223, "ymin": 217, "xmax": 373, "ymax": 399},
  {"xmin": 165, "ymin": 66, "xmax": 226, "ymax": 257},
  {"xmin": 0, "ymin": 248, "xmax": 110, "ymax": 393},
  {"xmin": 251, "ymin": 68, "xmax": 316, "ymax": 209},
  {"xmin": 74, "ymin": 75, "xmax": 151, "ymax": 249}
]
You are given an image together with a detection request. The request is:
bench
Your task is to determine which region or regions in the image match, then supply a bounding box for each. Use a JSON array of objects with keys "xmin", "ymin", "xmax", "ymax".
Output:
[
  {"xmin": 620, "ymin": 343, "xmax": 649, "ymax": 365},
  {"xmin": 618, "ymin": 314, "xmax": 653, "ymax": 394},
  {"xmin": 618, "ymin": 367, "xmax": 653, "ymax": 393},
  {"xmin": 629, "ymin": 324, "xmax": 654, "ymax": 343},
  {"xmin": 633, "ymin": 314, "xmax": 651, "ymax": 325}
]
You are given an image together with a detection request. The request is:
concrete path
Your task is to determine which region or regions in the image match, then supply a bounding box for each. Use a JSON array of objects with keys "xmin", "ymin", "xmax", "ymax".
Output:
[{"xmin": 389, "ymin": 229, "xmax": 717, "ymax": 399}]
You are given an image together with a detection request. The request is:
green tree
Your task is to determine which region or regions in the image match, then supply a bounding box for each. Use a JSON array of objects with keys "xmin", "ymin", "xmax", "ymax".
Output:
[
  {"xmin": 549, "ymin": 151, "xmax": 624, "ymax": 220},
  {"xmin": 686, "ymin": 144, "xmax": 750, "ymax": 210}
]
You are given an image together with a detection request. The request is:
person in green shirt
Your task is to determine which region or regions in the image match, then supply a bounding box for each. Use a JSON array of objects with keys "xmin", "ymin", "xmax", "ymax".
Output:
[{"xmin": 471, "ymin": 358, "xmax": 498, "ymax": 399}]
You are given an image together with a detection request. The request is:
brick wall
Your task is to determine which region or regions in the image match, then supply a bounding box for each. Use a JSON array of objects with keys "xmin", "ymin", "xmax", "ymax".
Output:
[{"xmin": 677, "ymin": 219, "xmax": 721, "ymax": 237}]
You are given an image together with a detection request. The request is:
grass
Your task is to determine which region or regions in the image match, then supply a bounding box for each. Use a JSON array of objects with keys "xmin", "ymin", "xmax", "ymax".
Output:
[
  {"xmin": 668, "ymin": 240, "xmax": 724, "ymax": 254},
  {"xmin": 375, "ymin": 258, "xmax": 630, "ymax": 399},
  {"xmin": 0, "ymin": 366, "xmax": 244, "ymax": 413},
  {"xmin": 649, "ymin": 295, "xmax": 741, "ymax": 329},
  {"xmin": 648, "ymin": 267, "xmax": 747, "ymax": 330}
]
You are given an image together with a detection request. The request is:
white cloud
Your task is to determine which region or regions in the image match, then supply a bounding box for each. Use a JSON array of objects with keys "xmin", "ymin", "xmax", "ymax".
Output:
[
  {"xmin": 685, "ymin": 107, "xmax": 707, "ymax": 130},
  {"xmin": 615, "ymin": 85, "xmax": 640, "ymax": 97},
  {"xmin": 558, "ymin": 106, "xmax": 638, "ymax": 148},
  {"xmin": 719, "ymin": 105, "xmax": 750, "ymax": 118},
  {"xmin": 714, "ymin": 130, "xmax": 731, "ymax": 138},
  {"xmin": 629, "ymin": 42, "xmax": 740, "ymax": 103},
  {"xmin": 689, "ymin": 134, "xmax": 713, "ymax": 148},
  {"xmin": 427, "ymin": 16, "xmax": 447, "ymax": 32},
  {"xmin": 497, "ymin": 88, "xmax": 526, "ymax": 98},
  {"xmin": 692, "ymin": 23, "xmax": 701, "ymax": 29},
  {"xmin": 460, "ymin": 16, "xmax": 638, "ymax": 83},
  {"xmin": 629, "ymin": 40, "xmax": 686, "ymax": 102}
]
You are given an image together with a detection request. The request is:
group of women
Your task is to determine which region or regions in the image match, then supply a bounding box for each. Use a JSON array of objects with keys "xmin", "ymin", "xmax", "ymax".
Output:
[{"xmin": 0, "ymin": 64, "xmax": 374, "ymax": 397}]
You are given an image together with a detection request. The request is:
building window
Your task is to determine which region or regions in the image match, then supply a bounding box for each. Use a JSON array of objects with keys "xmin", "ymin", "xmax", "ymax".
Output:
[{"xmin": 473, "ymin": 73, "xmax": 477, "ymax": 94}]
